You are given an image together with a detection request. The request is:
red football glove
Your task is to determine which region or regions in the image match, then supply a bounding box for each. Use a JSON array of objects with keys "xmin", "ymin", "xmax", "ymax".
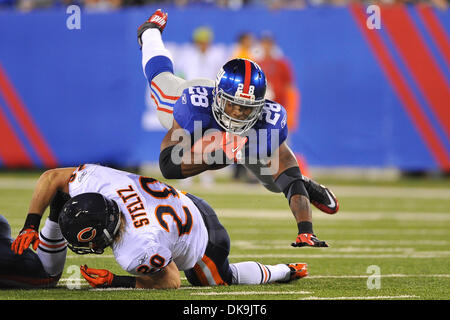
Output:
[
  {"xmin": 80, "ymin": 265, "xmax": 114, "ymax": 288},
  {"xmin": 222, "ymin": 132, "xmax": 247, "ymax": 162},
  {"xmin": 192, "ymin": 131, "xmax": 247, "ymax": 164},
  {"xmin": 11, "ymin": 228, "xmax": 40, "ymax": 255},
  {"xmin": 292, "ymin": 233, "xmax": 329, "ymax": 248}
]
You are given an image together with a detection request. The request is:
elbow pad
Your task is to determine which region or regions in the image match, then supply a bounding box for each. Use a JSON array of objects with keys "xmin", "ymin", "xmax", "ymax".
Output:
[
  {"xmin": 159, "ymin": 145, "xmax": 185, "ymax": 179},
  {"xmin": 274, "ymin": 167, "xmax": 309, "ymax": 203}
]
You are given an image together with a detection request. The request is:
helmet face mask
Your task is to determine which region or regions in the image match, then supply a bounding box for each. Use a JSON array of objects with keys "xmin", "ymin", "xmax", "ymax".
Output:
[
  {"xmin": 213, "ymin": 89, "xmax": 264, "ymax": 134},
  {"xmin": 213, "ymin": 59, "xmax": 266, "ymax": 135},
  {"xmin": 67, "ymin": 241, "xmax": 105, "ymax": 255},
  {"xmin": 58, "ymin": 193, "xmax": 121, "ymax": 255}
]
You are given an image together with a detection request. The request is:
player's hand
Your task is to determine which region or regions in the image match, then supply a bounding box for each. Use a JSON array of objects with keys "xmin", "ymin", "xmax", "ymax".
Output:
[
  {"xmin": 137, "ymin": 9, "xmax": 168, "ymax": 48},
  {"xmin": 291, "ymin": 233, "xmax": 329, "ymax": 248},
  {"xmin": 222, "ymin": 132, "xmax": 247, "ymax": 162},
  {"xmin": 80, "ymin": 265, "xmax": 114, "ymax": 288},
  {"xmin": 11, "ymin": 213, "xmax": 41, "ymax": 255},
  {"xmin": 11, "ymin": 228, "xmax": 40, "ymax": 255}
]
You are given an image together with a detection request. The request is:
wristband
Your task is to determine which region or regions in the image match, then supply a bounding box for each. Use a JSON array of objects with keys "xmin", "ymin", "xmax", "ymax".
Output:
[
  {"xmin": 23, "ymin": 213, "xmax": 41, "ymax": 231},
  {"xmin": 111, "ymin": 275, "xmax": 137, "ymax": 288},
  {"xmin": 159, "ymin": 145, "xmax": 185, "ymax": 179}
]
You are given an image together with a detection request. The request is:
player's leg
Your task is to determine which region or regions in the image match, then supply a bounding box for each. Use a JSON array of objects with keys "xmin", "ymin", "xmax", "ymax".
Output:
[
  {"xmin": 184, "ymin": 193, "xmax": 232, "ymax": 286},
  {"xmin": 244, "ymin": 162, "xmax": 339, "ymax": 214},
  {"xmin": 184, "ymin": 194, "xmax": 306, "ymax": 286},
  {"xmin": 139, "ymin": 11, "xmax": 215, "ymax": 130},
  {"xmin": 141, "ymin": 27, "xmax": 184, "ymax": 130},
  {"xmin": 36, "ymin": 191, "xmax": 69, "ymax": 278},
  {"xmin": 230, "ymin": 262, "xmax": 308, "ymax": 284},
  {"xmin": 0, "ymin": 214, "xmax": 11, "ymax": 241},
  {"xmin": 243, "ymin": 161, "xmax": 282, "ymax": 193},
  {"xmin": 0, "ymin": 215, "xmax": 60, "ymax": 288}
]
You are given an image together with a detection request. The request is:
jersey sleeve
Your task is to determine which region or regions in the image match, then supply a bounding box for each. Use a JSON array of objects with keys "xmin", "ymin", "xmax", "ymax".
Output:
[
  {"xmin": 248, "ymin": 101, "xmax": 288, "ymax": 159},
  {"xmin": 67, "ymin": 164, "xmax": 99, "ymax": 197},
  {"xmin": 125, "ymin": 243, "xmax": 172, "ymax": 276},
  {"xmin": 173, "ymin": 88, "xmax": 196, "ymax": 134}
]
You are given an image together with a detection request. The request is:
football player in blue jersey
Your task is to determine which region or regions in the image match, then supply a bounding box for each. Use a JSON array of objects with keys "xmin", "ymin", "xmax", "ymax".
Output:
[{"xmin": 138, "ymin": 10, "xmax": 339, "ymax": 247}]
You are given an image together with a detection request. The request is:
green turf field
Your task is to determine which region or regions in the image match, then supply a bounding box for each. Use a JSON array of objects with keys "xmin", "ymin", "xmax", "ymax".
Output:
[{"xmin": 0, "ymin": 170, "xmax": 449, "ymax": 301}]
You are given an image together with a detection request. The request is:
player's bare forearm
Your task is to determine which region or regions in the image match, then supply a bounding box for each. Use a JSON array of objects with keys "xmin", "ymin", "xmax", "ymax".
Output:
[
  {"xmin": 27, "ymin": 168, "xmax": 74, "ymax": 216},
  {"xmin": 136, "ymin": 261, "xmax": 181, "ymax": 289}
]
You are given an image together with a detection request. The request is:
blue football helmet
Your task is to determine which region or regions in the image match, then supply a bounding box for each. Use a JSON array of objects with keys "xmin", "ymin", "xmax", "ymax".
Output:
[{"xmin": 213, "ymin": 58, "xmax": 266, "ymax": 134}]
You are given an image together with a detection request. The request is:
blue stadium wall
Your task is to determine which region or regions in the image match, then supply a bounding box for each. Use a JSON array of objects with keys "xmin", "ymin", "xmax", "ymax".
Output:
[{"xmin": 0, "ymin": 4, "xmax": 448, "ymax": 170}]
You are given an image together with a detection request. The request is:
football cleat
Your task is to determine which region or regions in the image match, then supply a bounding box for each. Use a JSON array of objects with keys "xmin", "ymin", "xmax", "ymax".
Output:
[
  {"xmin": 278, "ymin": 263, "xmax": 308, "ymax": 283},
  {"xmin": 137, "ymin": 9, "xmax": 168, "ymax": 48},
  {"xmin": 292, "ymin": 233, "xmax": 329, "ymax": 248},
  {"xmin": 302, "ymin": 175, "xmax": 339, "ymax": 214}
]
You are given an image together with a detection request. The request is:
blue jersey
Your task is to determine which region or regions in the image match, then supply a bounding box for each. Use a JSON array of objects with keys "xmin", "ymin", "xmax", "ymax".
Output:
[{"xmin": 173, "ymin": 86, "xmax": 288, "ymax": 159}]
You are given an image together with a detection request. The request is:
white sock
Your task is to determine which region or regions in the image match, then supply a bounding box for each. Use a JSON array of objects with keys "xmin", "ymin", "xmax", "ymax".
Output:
[
  {"xmin": 141, "ymin": 28, "xmax": 174, "ymax": 73},
  {"xmin": 37, "ymin": 219, "xmax": 67, "ymax": 277},
  {"xmin": 230, "ymin": 262, "xmax": 291, "ymax": 285}
]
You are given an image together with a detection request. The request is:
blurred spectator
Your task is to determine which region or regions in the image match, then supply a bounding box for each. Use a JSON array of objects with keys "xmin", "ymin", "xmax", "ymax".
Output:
[
  {"xmin": 2, "ymin": 0, "xmax": 448, "ymax": 11},
  {"xmin": 230, "ymin": 32, "xmax": 261, "ymax": 183},
  {"xmin": 263, "ymin": 0, "xmax": 307, "ymax": 9},
  {"xmin": 84, "ymin": 0, "xmax": 122, "ymax": 11},
  {"xmin": 254, "ymin": 31, "xmax": 310, "ymax": 176},
  {"xmin": 172, "ymin": 26, "xmax": 229, "ymax": 80},
  {"xmin": 231, "ymin": 32, "xmax": 258, "ymax": 60},
  {"xmin": 16, "ymin": 0, "xmax": 53, "ymax": 11}
]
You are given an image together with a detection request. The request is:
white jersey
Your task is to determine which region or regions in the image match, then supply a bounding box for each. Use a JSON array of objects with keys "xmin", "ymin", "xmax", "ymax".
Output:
[{"xmin": 68, "ymin": 164, "xmax": 208, "ymax": 274}]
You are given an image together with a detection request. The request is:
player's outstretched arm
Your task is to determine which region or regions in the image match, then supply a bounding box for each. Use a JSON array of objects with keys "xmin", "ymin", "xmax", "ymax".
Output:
[
  {"xmin": 273, "ymin": 143, "xmax": 328, "ymax": 247},
  {"xmin": 27, "ymin": 168, "xmax": 73, "ymax": 216},
  {"xmin": 11, "ymin": 168, "xmax": 75, "ymax": 254}
]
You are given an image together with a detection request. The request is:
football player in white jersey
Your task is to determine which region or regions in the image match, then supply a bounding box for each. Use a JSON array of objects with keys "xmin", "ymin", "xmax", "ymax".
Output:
[{"xmin": 11, "ymin": 164, "xmax": 307, "ymax": 289}]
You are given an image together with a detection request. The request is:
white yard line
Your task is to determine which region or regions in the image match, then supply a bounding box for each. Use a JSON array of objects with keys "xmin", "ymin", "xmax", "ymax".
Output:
[
  {"xmin": 1, "ymin": 178, "xmax": 449, "ymax": 199},
  {"xmin": 180, "ymin": 183, "xmax": 450, "ymax": 199},
  {"xmin": 228, "ymin": 252, "xmax": 450, "ymax": 259},
  {"xmin": 232, "ymin": 240, "xmax": 450, "ymax": 249},
  {"xmin": 65, "ymin": 249, "xmax": 450, "ymax": 259},
  {"xmin": 307, "ymin": 274, "xmax": 450, "ymax": 279},
  {"xmin": 229, "ymin": 228, "xmax": 449, "ymax": 236},
  {"xmin": 217, "ymin": 209, "xmax": 450, "ymax": 221}
]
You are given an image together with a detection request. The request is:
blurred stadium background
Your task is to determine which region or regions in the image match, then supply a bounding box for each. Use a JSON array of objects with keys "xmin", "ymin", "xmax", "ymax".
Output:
[{"xmin": 0, "ymin": 0, "xmax": 448, "ymax": 179}]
